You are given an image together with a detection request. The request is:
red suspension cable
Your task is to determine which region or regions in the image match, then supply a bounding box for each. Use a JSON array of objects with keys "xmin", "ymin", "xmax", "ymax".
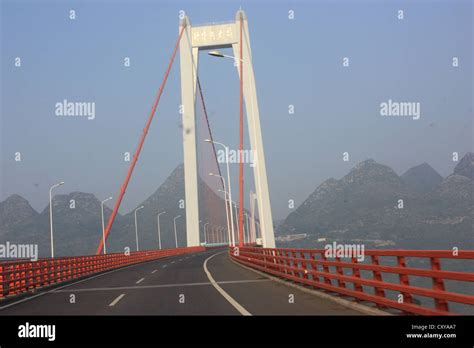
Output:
[{"xmin": 96, "ymin": 26, "xmax": 186, "ymax": 255}]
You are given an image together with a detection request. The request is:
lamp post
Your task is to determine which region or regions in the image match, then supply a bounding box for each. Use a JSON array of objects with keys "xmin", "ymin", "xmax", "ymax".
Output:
[
  {"xmin": 218, "ymin": 189, "xmax": 233, "ymax": 246},
  {"xmin": 49, "ymin": 181, "xmax": 64, "ymax": 258},
  {"xmin": 209, "ymin": 173, "xmax": 232, "ymax": 245},
  {"xmin": 174, "ymin": 215, "xmax": 181, "ymax": 248},
  {"xmin": 244, "ymin": 213, "xmax": 250, "ymax": 245},
  {"xmin": 220, "ymin": 227, "xmax": 225, "ymax": 244},
  {"xmin": 204, "ymin": 139, "xmax": 235, "ymax": 246},
  {"xmin": 231, "ymin": 200, "xmax": 240, "ymax": 244},
  {"xmin": 208, "ymin": 50, "xmax": 246, "ymax": 247},
  {"xmin": 198, "ymin": 220, "xmax": 202, "ymax": 244},
  {"xmin": 204, "ymin": 222, "xmax": 210, "ymax": 245},
  {"xmin": 134, "ymin": 205, "xmax": 144, "ymax": 251},
  {"xmin": 157, "ymin": 211, "xmax": 166, "ymax": 249},
  {"xmin": 250, "ymin": 191, "xmax": 257, "ymax": 243},
  {"xmin": 101, "ymin": 196, "xmax": 113, "ymax": 254}
]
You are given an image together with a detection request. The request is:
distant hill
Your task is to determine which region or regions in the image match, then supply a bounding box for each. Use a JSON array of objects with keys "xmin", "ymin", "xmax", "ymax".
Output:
[
  {"xmin": 107, "ymin": 163, "xmax": 229, "ymax": 252},
  {"xmin": 278, "ymin": 154, "xmax": 474, "ymax": 249},
  {"xmin": 0, "ymin": 194, "xmax": 38, "ymax": 232},
  {"xmin": 0, "ymin": 164, "xmax": 228, "ymax": 257},
  {"xmin": 3, "ymin": 154, "xmax": 473, "ymax": 256},
  {"xmin": 0, "ymin": 192, "xmax": 117, "ymax": 257},
  {"xmin": 401, "ymin": 162, "xmax": 443, "ymax": 193},
  {"xmin": 106, "ymin": 164, "xmax": 187, "ymax": 252},
  {"xmin": 454, "ymin": 152, "xmax": 474, "ymax": 180},
  {"xmin": 279, "ymin": 159, "xmax": 413, "ymax": 239}
]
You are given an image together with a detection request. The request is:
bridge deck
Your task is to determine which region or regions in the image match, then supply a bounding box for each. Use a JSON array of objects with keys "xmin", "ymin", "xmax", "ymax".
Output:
[{"xmin": 0, "ymin": 249, "xmax": 360, "ymax": 315}]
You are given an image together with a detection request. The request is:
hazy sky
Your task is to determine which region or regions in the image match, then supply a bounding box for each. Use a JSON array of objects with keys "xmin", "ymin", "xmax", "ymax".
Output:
[{"xmin": 1, "ymin": 0, "xmax": 472, "ymax": 219}]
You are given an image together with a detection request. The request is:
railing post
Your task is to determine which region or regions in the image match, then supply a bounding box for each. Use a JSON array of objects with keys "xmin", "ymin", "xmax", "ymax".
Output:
[
  {"xmin": 397, "ymin": 256, "xmax": 413, "ymax": 304},
  {"xmin": 288, "ymin": 251, "xmax": 296, "ymax": 277},
  {"xmin": 335, "ymin": 256, "xmax": 346, "ymax": 288},
  {"xmin": 430, "ymin": 257, "xmax": 449, "ymax": 312},
  {"xmin": 371, "ymin": 255, "xmax": 386, "ymax": 308},
  {"xmin": 0, "ymin": 264, "xmax": 3, "ymax": 298},
  {"xmin": 301, "ymin": 252, "xmax": 309, "ymax": 280},
  {"xmin": 320, "ymin": 252, "xmax": 332, "ymax": 286},
  {"xmin": 351, "ymin": 256, "xmax": 363, "ymax": 295},
  {"xmin": 263, "ymin": 249, "xmax": 267, "ymax": 269},
  {"xmin": 310, "ymin": 251, "xmax": 320, "ymax": 284},
  {"xmin": 275, "ymin": 249, "xmax": 283, "ymax": 273}
]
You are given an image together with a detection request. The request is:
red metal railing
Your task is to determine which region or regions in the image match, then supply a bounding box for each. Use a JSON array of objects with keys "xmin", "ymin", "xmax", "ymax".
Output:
[
  {"xmin": 230, "ymin": 246, "xmax": 474, "ymax": 315},
  {"xmin": 0, "ymin": 246, "xmax": 204, "ymax": 299}
]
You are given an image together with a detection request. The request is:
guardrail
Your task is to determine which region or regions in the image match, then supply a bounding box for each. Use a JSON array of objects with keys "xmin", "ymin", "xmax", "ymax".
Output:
[
  {"xmin": 230, "ymin": 246, "xmax": 474, "ymax": 315},
  {"xmin": 0, "ymin": 246, "xmax": 205, "ymax": 299}
]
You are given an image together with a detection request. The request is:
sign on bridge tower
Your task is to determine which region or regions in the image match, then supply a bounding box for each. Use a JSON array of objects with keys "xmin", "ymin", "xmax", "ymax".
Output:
[{"xmin": 179, "ymin": 10, "xmax": 276, "ymax": 248}]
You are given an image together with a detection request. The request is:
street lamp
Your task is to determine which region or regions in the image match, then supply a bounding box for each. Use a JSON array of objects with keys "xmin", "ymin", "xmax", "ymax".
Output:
[
  {"xmin": 219, "ymin": 227, "xmax": 225, "ymax": 244},
  {"xmin": 157, "ymin": 211, "xmax": 166, "ymax": 249},
  {"xmin": 208, "ymin": 50, "xmax": 225, "ymax": 58},
  {"xmin": 204, "ymin": 139, "xmax": 235, "ymax": 246},
  {"xmin": 209, "ymin": 173, "xmax": 232, "ymax": 245},
  {"xmin": 198, "ymin": 220, "xmax": 202, "ymax": 244},
  {"xmin": 49, "ymin": 181, "xmax": 64, "ymax": 258},
  {"xmin": 250, "ymin": 191, "xmax": 257, "ymax": 243},
  {"xmin": 101, "ymin": 196, "xmax": 113, "ymax": 254},
  {"xmin": 244, "ymin": 213, "xmax": 250, "ymax": 245},
  {"xmin": 208, "ymin": 50, "xmax": 245, "ymax": 63},
  {"xmin": 134, "ymin": 205, "xmax": 144, "ymax": 251},
  {"xmin": 204, "ymin": 222, "xmax": 210, "ymax": 245},
  {"xmin": 174, "ymin": 215, "xmax": 181, "ymax": 248},
  {"xmin": 208, "ymin": 50, "xmax": 254, "ymax": 248},
  {"xmin": 218, "ymin": 189, "xmax": 233, "ymax": 246},
  {"xmin": 231, "ymin": 200, "xmax": 240, "ymax": 244}
]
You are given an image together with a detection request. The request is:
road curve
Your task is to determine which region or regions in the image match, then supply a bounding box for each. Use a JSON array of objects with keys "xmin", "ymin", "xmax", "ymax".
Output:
[{"xmin": 0, "ymin": 249, "xmax": 361, "ymax": 315}]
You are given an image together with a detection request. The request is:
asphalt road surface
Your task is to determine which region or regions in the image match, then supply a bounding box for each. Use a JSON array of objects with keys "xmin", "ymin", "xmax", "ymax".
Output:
[{"xmin": 0, "ymin": 249, "xmax": 361, "ymax": 315}]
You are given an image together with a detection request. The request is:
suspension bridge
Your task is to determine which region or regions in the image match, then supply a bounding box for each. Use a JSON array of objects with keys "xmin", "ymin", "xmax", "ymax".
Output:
[{"xmin": 0, "ymin": 10, "xmax": 473, "ymax": 317}]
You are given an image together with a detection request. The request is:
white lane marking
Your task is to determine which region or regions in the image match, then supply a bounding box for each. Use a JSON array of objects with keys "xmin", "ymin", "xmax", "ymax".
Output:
[
  {"xmin": 162, "ymin": 265, "xmax": 167, "ymax": 268},
  {"xmin": 136, "ymin": 278, "xmax": 145, "ymax": 284},
  {"xmin": 171, "ymin": 261, "xmax": 175, "ymax": 264},
  {"xmin": 53, "ymin": 279, "xmax": 270, "ymax": 292},
  {"xmin": 0, "ymin": 251, "xmax": 208, "ymax": 311},
  {"xmin": 179, "ymin": 259, "xmax": 183, "ymax": 261},
  {"xmin": 0, "ymin": 256, "xmax": 170, "ymax": 311},
  {"xmin": 151, "ymin": 270, "xmax": 157, "ymax": 274},
  {"xmin": 203, "ymin": 251, "xmax": 251, "ymax": 316},
  {"xmin": 109, "ymin": 293, "xmax": 126, "ymax": 307}
]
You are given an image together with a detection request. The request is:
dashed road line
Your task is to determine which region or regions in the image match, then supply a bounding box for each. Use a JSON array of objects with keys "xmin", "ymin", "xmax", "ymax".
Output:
[
  {"xmin": 151, "ymin": 270, "xmax": 157, "ymax": 274},
  {"xmin": 52, "ymin": 279, "xmax": 270, "ymax": 292},
  {"xmin": 0, "ymin": 256, "xmax": 168, "ymax": 311},
  {"xmin": 109, "ymin": 294, "xmax": 126, "ymax": 307},
  {"xmin": 136, "ymin": 278, "xmax": 145, "ymax": 284}
]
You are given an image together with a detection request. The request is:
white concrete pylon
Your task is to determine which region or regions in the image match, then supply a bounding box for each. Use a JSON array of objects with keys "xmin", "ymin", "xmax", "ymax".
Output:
[{"xmin": 178, "ymin": 10, "xmax": 275, "ymax": 248}]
